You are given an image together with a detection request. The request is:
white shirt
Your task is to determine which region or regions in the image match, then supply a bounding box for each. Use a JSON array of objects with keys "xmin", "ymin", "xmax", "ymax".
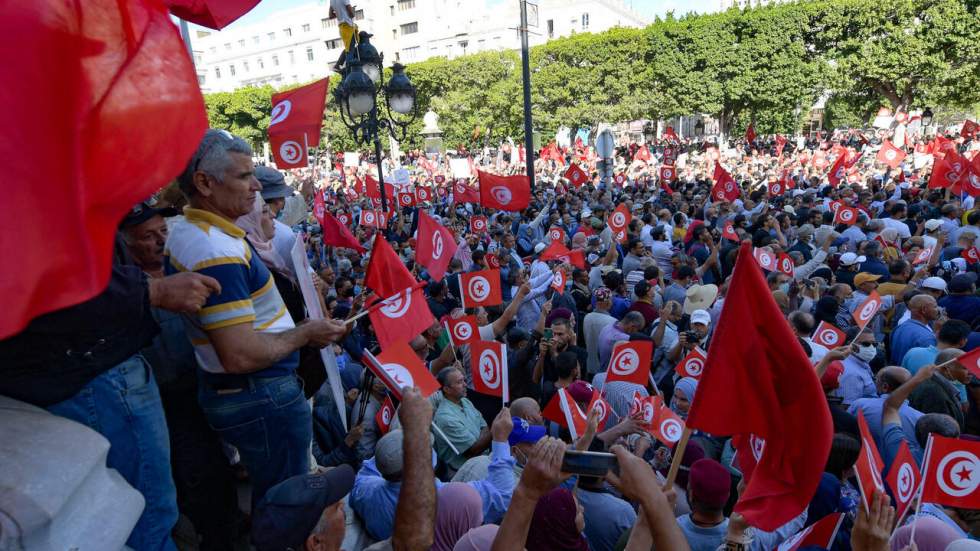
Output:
[
  {"xmin": 881, "ymin": 217, "xmax": 911, "ymax": 240},
  {"xmin": 330, "ymin": 0, "xmax": 354, "ymax": 25}
]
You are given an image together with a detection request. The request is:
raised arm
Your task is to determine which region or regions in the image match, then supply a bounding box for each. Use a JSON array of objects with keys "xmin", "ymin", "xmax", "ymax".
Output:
[
  {"xmin": 491, "ymin": 437, "xmax": 566, "ymax": 551},
  {"xmin": 491, "ymin": 283, "xmax": 530, "ymax": 337},
  {"xmin": 392, "ymin": 387, "xmax": 436, "ymax": 551},
  {"xmin": 607, "ymin": 446, "xmax": 690, "ymax": 551},
  {"xmin": 883, "ymin": 364, "xmax": 938, "ymax": 427}
]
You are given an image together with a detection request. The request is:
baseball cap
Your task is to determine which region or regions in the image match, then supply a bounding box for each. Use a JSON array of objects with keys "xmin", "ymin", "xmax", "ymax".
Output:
[
  {"xmin": 853, "ymin": 272, "xmax": 882, "ymax": 287},
  {"xmin": 508, "ymin": 417, "xmax": 546, "ymax": 446},
  {"xmin": 839, "ymin": 252, "xmax": 866, "ymax": 266},
  {"xmin": 688, "ymin": 459, "xmax": 731, "ymax": 509},
  {"xmin": 690, "ymin": 309, "xmax": 712, "ymax": 327},
  {"xmin": 924, "ymin": 219, "xmax": 943, "ymax": 232},
  {"xmin": 256, "ymin": 166, "xmax": 291, "ymax": 200},
  {"xmin": 921, "ymin": 276, "xmax": 948, "ymax": 293},
  {"xmin": 120, "ymin": 201, "xmax": 178, "ymax": 228},
  {"xmin": 251, "ymin": 465, "xmax": 355, "ymax": 551}
]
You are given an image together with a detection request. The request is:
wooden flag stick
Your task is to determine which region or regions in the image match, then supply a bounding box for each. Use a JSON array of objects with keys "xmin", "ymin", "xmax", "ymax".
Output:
[
  {"xmin": 344, "ymin": 307, "xmax": 371, "ymax": 325},
  {"xmin": 663, "ymin": 427, "xmax": 693, "ymax": 491}
]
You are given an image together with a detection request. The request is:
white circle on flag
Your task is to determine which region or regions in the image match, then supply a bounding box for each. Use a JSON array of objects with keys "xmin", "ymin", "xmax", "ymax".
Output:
[
  {"xmin": 758, "ymin": 252, "xmax": 774, "ymax": 269},
  {"xmin": 592, "ymin": 399, "xmax": 607, "ymax": 421},
  {"xmin": 468, "ymin": 276, "xmax": 491, "ymax": 302},
  {"xmin": 400, "ymin": 194, "xmax": 411, "ymax": 206},
  {"xmin": 550, "ymin": 228, "xmax": 561, "ymax": 241},
  {"xmin": 380, "ymin": 291, "xmax": 411, "ymax": 318},
  {"xmin": 936, "ymin": 451, "xmax": 980, "ymax": 497},
  {"xmin": 611, "ymin": 211, "xmax": 626, "ymax": 228},
  {"xmin": 771, "ymin": 184, "xmax": 781, "ymax": 195},
  {"xmin": 750, "ymin": 435, "xmax": 765, "ymax": 461},
  {"xmin": 816, "ymin": 328, "xmax": 840, "ymax": 347},
  {"xmin": 725, "ymin": 181, "xmax": 734, "ymax": 193},
  {"xmin": 610, "ymin": 347, "xmax": 640, "ymax": 376},
  {"xmin": 896, "ymin": 462, "xmax": 916, "ymax": 503},
  {"xmin": 452, "ymin": 322, "xmax": 472, "ymax": 342},
  {"xmin": 840, "ymin": 209, "xmax": 854, "ymax": 223},
  {"xmin": 642, "ymin": 402, "xmax": 655, "ymax": 424},
  {"xmin": 490, "ymin": 186, "xmax": 513, "ymax": 205},
  {"xmin": 382, "ymin": 363, "xmax": 415, "ymax": 389},
  {"xmin": 684, "ymin": 356, "xmax": 704, "ymax": 377},
  {"xmin": 363, "ymin": 211, "xmax": 376, "ymax": 225},
  {"xmin": 660, "ymin": 419, "xmax": 683, "ymax": 443},
  {"xmin": 859, "ymin": 299, "xmax": 879, "ymax": 322},
  {"xmin": 947, "ymin": 170, "xmax": 961, "ymax": 184},
  {"xmin": 552, "ymin": 272, "xmax": 563, "ymax": 287},
  {"xmin": 338, "ymin": 214, "xmax": 350, "ymax": 225},
  {"xmin": 381, "ymin": 407, "xmax": 391, "ymax": 425},
  {"xmin": 474, "ymin": 219, "xmax": 486, "ymax": 231},
  {"xmin": 664, "ymin": 169, "xmax": 673, "ymax": 179},
  {"xmin": 885, "ymin": 149, "xmax": 897, "ymax": 161},
  {"xmin": 431, "ymin": 232, "xmax": 444, "ymax": 260},
  {"xmin": 269, "ymin": 99, "xmax": 292, "ymax": 126},
  {"xmin": 478, "ymin": 349, "xmax": 500, "ymax": 389},
  {"xmin": 279, "ymin": 141, "xmax": 303, "ymax": 164},
  {"xmin": 866, "ymin": 443, "xmax": 885, "ymax": 490},
  {"xmin": 780, "ymin": 257, "xmax": 793, "ymax": 274}
]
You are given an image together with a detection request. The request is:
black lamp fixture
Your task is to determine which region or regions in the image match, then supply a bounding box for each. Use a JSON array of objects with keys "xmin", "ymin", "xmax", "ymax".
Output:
[
  {"xmin": 694, "ymin": 118, "xmax": 705, "ymax": 138},
  {"xmin": 921, "ymin": 107, "xmax": 934, "ymax": 127},
  {"xmin": 643, "ymin": 121, "xmax": 656, "ymax": 143}
]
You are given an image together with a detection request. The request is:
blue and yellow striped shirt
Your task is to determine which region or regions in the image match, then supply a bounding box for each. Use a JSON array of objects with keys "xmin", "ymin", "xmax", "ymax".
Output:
[{"xmin": 164, "ymin": 207, "xmax": 297, "ymax": 376}]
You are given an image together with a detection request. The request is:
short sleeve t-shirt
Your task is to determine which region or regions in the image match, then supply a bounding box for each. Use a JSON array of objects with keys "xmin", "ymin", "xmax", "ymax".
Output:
[{"xmin": 165, "ymin": 208, "xmax": 297, "ymax": 376}]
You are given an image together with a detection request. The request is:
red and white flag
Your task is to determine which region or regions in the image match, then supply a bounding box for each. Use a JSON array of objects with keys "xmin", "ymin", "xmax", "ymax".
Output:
[
  {"xmin": 827, "ymin": 153, "xmax": 847, "ymax": 187},
  {"xmin": 337, "ymin": 212, "xmax": 351, "ymax": 226},
  {"xmin": 361, "ymin": 209, "xmax": 387, "ymax": 229},
  {"xmin": 486, "ymin": 254, "xmax": 501, "ymax": 269},
  {"xmin": 368, "ymin": 285, "xmax": 436, "ymax": 350},
  {"xmin": 732, "ymin": 433, "xmax": 766, "ymax": 483},
  {"xmin": 812, "ymin": 321, "xmax": 846, "ymax": 348},
  {"xmin": 607, "ymin": 204, "xmax": 631, "ymax": 243},
  {"xmin": 921, "ymin": 434, "xmax": 980, "ymax": 510},
  {"xmin": 321, "ymin": 211, "xmax": 366, "ymax": 254},
  {"xmin": 375, "ymin": 395, "xmax": 396, "ymax": 436},
  {"xmin": 445, "ymin": 314, "xmax": 479, "ymax": 347},
  {"xmin": 558, "ymin": 388, "xmax": 589, "ymax": 440},
  {"xmin": 363, "ymin": 341, "xmax": 440, "ymax": 400},
  {"xmin": 962, "ymin": 119, "xmax": 979, "ymax": 138},
  {"xmin": 613, "ymin": 173, "xmax": 627, "ymax": 187},
  {"xmin": 606, "ymin": 341, "xmax": 653, "ymax": 386},
  {"xmin": 886, "ymin": 440, "xmax": 919, "ymax": 524},
  {"xmin": 628, "ymin": 390, "xmax": 645, "ymax": 418},
  {"xmin": 877, "ymin": 140, "xmax": 907, "ymax": 169},
  {"xmin": 722, "ymin": 221, "xmax": 740, "ymax": 242},
  {"xmin": 928, "ymin": 153, "xmax": 963, "ymax": 190},
  {"xmin": 852, "ymin": 291, "xmax": 883, "ymax": 330},
  {"xmin": 913, "ymin": 247, "xmax": 934, "ymax": 266},
  {"xmin": 958, "ymin": 347, "xmax": 980, "ymax": 379},
  {"xmin": 269, "ymin": 78, "xmax": 329, "ymax": 168},
  {"xmin": 752, "ymin": 247, "xmax": 777, "ymax": 272},
  {"xmin": 564, "ymin": 163, "xmax": 590, "ymax": 187},
  {"xmin": 470, "ymin": 216, "xmax": 488, "ymax": 234},
  {"xmin": 414, "ymin": 185, "xmax": 432, "ymax": 204},
  {"xmin": 471, "ymin": 340, "xmax": 509, "ymax": 404},
  {"xmin": 776, "ymin": 254, "xmax": 795, "ymax": 277},
  {"xmin": 365, "ymin": 236, "xmax": 417, "ymax": 299},
  {"xmin": 397, "ymin": 190, "xmax": 416, "ymax": 208},
  {"xmin": 453, "ymin": 179, "xmax": 480, "ymax": 203},
  {"xmin": 478, "ymin": 171, "xmax": 531, "ymax": 211},
  {"xmin": 768, "ymin": 179, "xmax": 785, "ymax": 196},
  {"xmin": 660, "ymin": 165, "xmax": 677, "ymax": 182},
  {"xmin": 711, "ymin": 162, "xmax": 740, "ymax": 202},
  {"xmin": 776, "ymin": 513, "xmax": 844, "ymax": 551},
  {"xmin": 587, "ymin": 390, "xmax": 613, "ymax": 431},
  {"xmin": 460, "ymin": 269, "xmax": 503, "ymax": 308},
  {"xmin": 649, "ymin": 402, "xmax": 685, "ymax": 448},
  {"xmin": 416, "ymin": 212, "xmax": 458, "ymax": 281},
  {"xmin": 550, "ymin": 270, "xmax": 567, "ymax": 293},
  {"xmin": 854, "ymin": 411, "xmax": 886, "ymax": 512},
  {"xmin": 635, "ymin": 145, "xmax": 652, "ymax": 162},
  {"xmin": 548, "ymin": 226, "xmax": 566, "ymax": 243},
  {"xmin": 834, "ymin": 206, "xmax": 859, "ymax": 225},
  {"xmin": 962, "ymin": 247, "xmax": 980, "ymax": 265},
  {"xmin": 675, "ymin": 346, "xmax": 707, "ymax": 379}
]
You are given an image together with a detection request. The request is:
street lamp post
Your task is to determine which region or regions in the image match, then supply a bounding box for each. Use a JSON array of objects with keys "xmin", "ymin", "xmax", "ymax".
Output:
[
  {"xmin": 921, "ymin": 107, "xmax": 934, "ymax": 135},
  {"xmin": 333, "ymin": 32, "xmax": 419, "ymax": 213}
]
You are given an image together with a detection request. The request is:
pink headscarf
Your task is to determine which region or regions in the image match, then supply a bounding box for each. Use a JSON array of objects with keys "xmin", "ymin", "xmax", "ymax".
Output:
[
  {"xmin": 889, "ymin": 517, "xmax": 961, "ymax": 551},
  {"xmin": 235, "ymin": 194, "xmax": 289, "ymax": 276},
  {"xmin": 452, "ymin": 524, "xmax": 498, "ymax": 551},
  {"xmin": 433, "ymin": 483, "xmax": 484, "ymax": 551}
]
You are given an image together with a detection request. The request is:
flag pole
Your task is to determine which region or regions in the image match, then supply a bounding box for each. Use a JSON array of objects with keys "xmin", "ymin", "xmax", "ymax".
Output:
[
  {"xmin": 442, "ymin": 322, "xmax": 461, "ymax": 363},
  {"xmin": 344, "ymin": 307, "xmax": 371, "ymax": 325},
  {"xmin": 663, "ymin": 427, "xmax": 693, "ymax": 491},
  {"xmin": 431, "ymin": 420, "xmax": 460, "ymax": 456},
  {"xmin": 906, "ymin": 435, "xmax": 934, "ymax": 538}
]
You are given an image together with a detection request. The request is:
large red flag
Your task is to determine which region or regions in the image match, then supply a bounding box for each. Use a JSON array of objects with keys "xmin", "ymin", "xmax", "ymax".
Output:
[
  {"xmin": 854, "ymin": 411, "xmax": 886, "ymax": 512},
  {"xmin": 268, "ymin": 78, "xmax": 329, "ymax": 168},
  {"xmin": 363, "ymin": 342, "xmax": 440, "ymax": 400},
  {"xmin": 605, "ymin": 341, "xmax": 652, "ymax": 386},
  {"xmin": 776, "ymin": 513, "xmax": 844, "ymax": 551},
  {"xmin": 827, "ymin": 153, "xmax": 847, "ymax": 187},
  {"xmin": 928, "ymin": 153, "xmax": 964, "ymax": 190},
  {"xmin": 686, "ymin": 242, "xmax": 833, "ymax": 531},
  {"xmin": 478, "ymin": 171, "xmax": 530, "ymax": 211},
  {"xmin": 321, "ymin": 211, "xmax": 366, "ymax": 253},
  {"xmin": 2, "ymin": 0, "xmax": 208, "ymax": 340},
  {"xmin": 921, "ymin": 434, "xmax": 980, "ymax": 510},
  {"xmin": 471, "ymin": 340, "xmax": 509, "ymax": 403},
  {"xmin": 365, "ymin": 237, "xmax": 417, "ymax": 299},
  {"xmin": 368, "ymin": 285, "xmax": 436, "ymax": 349},
  {"xmin": 564, "ymin": 164, "xmax": 590, "ymax": 187},
  {"xmin": 460, "ymin": 269, "xmax": 503, "ymax": 308},
  {"xmin": 886, "ymin": 440, "xmax": 919, "ymax": 524},
  {"xmin": 416, "ymin": 212, "xmax": 458, "ymax": 282},
  {"xmin": 164, "ymin": 0, "xmax": 259, "ymax": 29},
  {"xmin": 711, "ymin": 163, "xmax": 740, "ymax": 202},
  {"xmin": 539, "ymin": 240, "xmax": 572, "ymax": 261},
  {"xmin": 877, "ymin": 140, "xmax": 907, "ymax": 169}
]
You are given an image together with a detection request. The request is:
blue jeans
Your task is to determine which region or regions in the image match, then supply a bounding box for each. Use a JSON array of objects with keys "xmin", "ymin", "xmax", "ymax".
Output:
[
  {"xmin": 47, "ymin": 355, "xmax": 178, "ymax": 551},
  {"xmin": 197, "ymin": 372, "xmax": 311, "ymax": 505}
]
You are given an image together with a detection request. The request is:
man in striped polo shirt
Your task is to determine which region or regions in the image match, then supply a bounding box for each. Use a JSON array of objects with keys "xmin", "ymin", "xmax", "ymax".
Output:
[{"xmin": 167, "ymin": 129, "xmax": 347, "ymax": 505}]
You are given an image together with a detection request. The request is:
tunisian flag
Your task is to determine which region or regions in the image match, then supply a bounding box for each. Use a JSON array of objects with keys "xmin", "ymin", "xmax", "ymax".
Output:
[
  {"xmin": 365, "ymin": 236, "xmax": 417, "ymax": 299},
  {"xmin": 416, "ymin": 212, "xmax": 457, "ymax": 281},
  {"xmin": 478, "ymin": 171, "xmax": 530, "ymax": 211},
  {"xmin": 711, "ymin": 163, "xmax": 740, "ymax": 202},
  {"xmin": 362, "ymin": 341, "xmax": 440, "ymax": 400},
  {"xmin": 367, "ymin": 285, "xmax": 435, "ymax": 349},
  {"xmin": 827, "ymin": 153, "xmax": 848, "ymax": 187},
  {"xmin": 686, "ymin": 242, "xmax": 833, "ymax": 531},
  {"xmin": 606, "ymin": 341, "xmax": 653, "ymax": 385},
  {"xmin": 921, "ymin": 434, "xmax": 980, "ymax": 509},
  {"xmin": 854, "ymin": 411, "xmax": 886, "ymax": 512},
  {"xmin": 460, "ymin": 269, "xmax": 503, "ymax": 308},
  {"xmin": 886, "ymin": 440, "xmax": 919, "ymax": 524},
  {"xmin": 164, "ymin": 0, "xmax": 259, "ymax": 29},
  {"xmin": 877, "ymin": 140, "xmax": 907, "ymax": 169},
  {"xmin": 471, "ymin": 340, "xmax": 509, "ymax": 404},
  {"xmin": 2, "ymin": 0, "xmax": 208, "ymax": 340},
  {"xmin": 321, "ymin": 211, "xmax": 366, "ymax": 253},
  {"xmin": 269, "ymin": 78, "xmax": 329, "ymax": 168}
]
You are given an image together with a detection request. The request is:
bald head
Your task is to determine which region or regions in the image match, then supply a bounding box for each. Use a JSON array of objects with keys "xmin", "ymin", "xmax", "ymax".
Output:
[
  {"xmin": 908, "ymin": 294, "xmax": 938, "ymax": 323},
  {"xmin": 876, "ymin": 366, "xmax": 911, "ymax": 394},
  {"xmin": 511, "ymin": 397, "xmax": 543, "ymax": 425}
]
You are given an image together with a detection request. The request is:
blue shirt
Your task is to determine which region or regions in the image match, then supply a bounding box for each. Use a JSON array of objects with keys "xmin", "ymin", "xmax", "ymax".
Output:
[
  {"xmin": 677, "ymin": 514, "xmax": 728, "ymax": 551},
  {"xmin": 890, "ymin": 319, "xmax": 936, "ymax": 365},
  {"xmin": 901, "ymin": 345, "xmax": 939, "ymax": 375},
  {"xmin": 848, "ymin": 396, "xmax": 924, "ymax": 459},
  {"xmin": 838, "ymin": 356, "xmax": 877, "ymax": 407},
  {"xmin": 349, "ymin": 441, "xmax": 515, "ymax": 540},
  {"xmin": 938, "ymin": 294, "xmax": 980, "ymax": 324},
  {"xmin": 882, "ymin": 423, "xmax": 923, "ymax": 471},
  {"xmin": 576, "ymin": 488, "xmax": 636, "ymax": 551}
]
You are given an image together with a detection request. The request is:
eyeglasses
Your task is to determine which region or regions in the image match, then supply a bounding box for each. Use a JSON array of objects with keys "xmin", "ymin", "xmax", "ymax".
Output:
[{"xmin": 191, "ymin": 130, "xmax": 235, "ymax": 177}]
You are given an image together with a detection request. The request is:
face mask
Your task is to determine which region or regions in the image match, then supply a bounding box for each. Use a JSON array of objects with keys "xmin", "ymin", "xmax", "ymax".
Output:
[
  {"xmin": 855, "ymin": 344, "xmax": 877, "ymax": 362},
  {"xmin": 778, "ymin": 282, "xmax": 790, "ymax": 294}
]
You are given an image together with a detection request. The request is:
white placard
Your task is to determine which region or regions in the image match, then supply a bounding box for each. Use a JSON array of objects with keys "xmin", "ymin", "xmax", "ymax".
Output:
[
  {"xmin": 393, "ymin": 168, "xmax": 410, "ymax": 185},
  {"xmin": 290, "ymin": 237, "xmax": 348, "ymax": 430},
  {"xmin": 449, "ymin": 158, "xmax": 471, "ymax": 179},
  {"xmin": 344, "ymin": 152, "xmax": 360, "ymax": 167}
]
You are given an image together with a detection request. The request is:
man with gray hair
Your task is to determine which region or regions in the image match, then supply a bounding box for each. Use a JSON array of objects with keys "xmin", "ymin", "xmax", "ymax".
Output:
[{"xmin": 166, "ymin": 129, "xmax": 347, "ymax": 506}]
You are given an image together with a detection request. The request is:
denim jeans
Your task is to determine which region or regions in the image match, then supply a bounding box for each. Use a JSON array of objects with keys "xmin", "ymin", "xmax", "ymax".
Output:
[
  {"xmin": 197, "ymin": 372, "xmax": 311, "ymax": 506},
  {"xmin": 47, "ymin": 355, "xmax": 178, "ymax": 551}
]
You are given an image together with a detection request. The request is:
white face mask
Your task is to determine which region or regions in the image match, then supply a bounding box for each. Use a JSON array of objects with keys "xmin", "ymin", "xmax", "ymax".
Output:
[{"xmin": 855, "ymin": 344, "xmax": 877, "ymax": 362}]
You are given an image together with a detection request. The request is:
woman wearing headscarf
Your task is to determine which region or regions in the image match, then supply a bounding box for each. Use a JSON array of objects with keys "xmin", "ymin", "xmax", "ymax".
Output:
[
  {"xmin": 889, "ymin": 516, "xmax": 962, "ymax": 551},
  {"xmin": 452, "ymin": 524, "xmax": 499, "ymax": 551},
  {"xmin": 433, "ymin": 483, "xmax": 484, "ymax": 551},
  {"xmin": 671, "ymin": 377, "xmax": 699, "ymax": 420},
  {"xmin": 525, "ymin": 488, "xmax": 589, "ymax": 551}
]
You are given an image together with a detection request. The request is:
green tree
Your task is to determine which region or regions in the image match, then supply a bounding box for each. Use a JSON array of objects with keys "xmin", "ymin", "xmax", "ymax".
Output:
[{"xmin": 204, "ymin": 85, "xmax": 276, "ymax": 147}]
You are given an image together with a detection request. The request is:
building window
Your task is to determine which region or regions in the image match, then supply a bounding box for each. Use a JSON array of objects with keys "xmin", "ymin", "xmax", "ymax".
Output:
[
  {"xmin": 582, "ymin": 13, "xmax": 589, "ymax": 29},
  {"xmin": 238, "ymin": 39, "xmax": 245, "ymax": 48},
  {"xmin": 224, "ymin": 42, "xmax": 231, "ymax": 50},
  {"xmin": 306, "ymin": 47, "xmax": 314, "ymax": 61},
  {"xmin": 403, "ymin": 46, "xmax": 419, "ymax": 60},
  {"xmin": 272, "ymin": 55, "xmax": 279, "ymax": 66},
  {"xmin": 268, "ymin": 32, "xmax": 276, "ymax": 40},
  {"xmin": 321, "ymin": 17, "xmax": 329, "ymax": 28},
  {"xmin": 243, "ymin": 60, "xmax": 249, "ymax": 72},
  {"xmin": 400, "ymin": 22, "xmax": 418, "ymax": 34},
  {"xmin": 229, "ymin": 64, "xmax": 236, "ymax": 76},
  {"xmin": 354, "ymin": 9, "xmax": 364, "ymax": 20},
  {"xmin": 302, "ymin": 23, "xmax": 310, "ymax": 32},
  {"xmin": 392, "ymin": 28, "xmax": 398, "ymax": 39},
  {"xmin": 288, "ymin": 50, "xmax": 295, "ymax": 64},
  {"xmin": 258, "ymin": 57, "xmax": 264, "ymax": 69},
  {"xmin": 253, "ymin": 35, "xmax": 260, "ymax": 44},
  {"xmin": 326, "ymin": 38, "xmax": 341, "ymax": 49},
  {"xmin": 547, "ymin": 19, "xmax": 554, "ymax": 38},
  {"xmin": 398, "ymin": 0, "xmax": 415, "ymax": 10},
  {"xmin": 198, "ymin": 74, "xmax": 206, "ymax": 85},
  {"xmin": 215, "ymin": 67, "xmax": 221, "ymax": 78},
  {"xmin": 390, "ymin": 5, "xmax": 395, "ymax": 15},
  {"xmin": 284, "ymin": 27, "xmax": 292, "ymax": 37}
]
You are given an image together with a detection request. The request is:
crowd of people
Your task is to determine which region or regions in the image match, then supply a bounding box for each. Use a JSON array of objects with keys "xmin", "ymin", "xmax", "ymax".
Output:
[{"xmin": 2, "ymin": 122, "xmax": 980, "ymax": 551}]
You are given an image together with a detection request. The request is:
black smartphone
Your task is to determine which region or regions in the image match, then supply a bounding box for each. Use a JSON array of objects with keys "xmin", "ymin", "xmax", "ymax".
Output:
[
  {"xmin": 543, "ymin": 328, "xmax": 553, "ymax": 340},
  {"xmin": 561, "ymin": 450, "xmax": 618, "ymax": 477}
]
